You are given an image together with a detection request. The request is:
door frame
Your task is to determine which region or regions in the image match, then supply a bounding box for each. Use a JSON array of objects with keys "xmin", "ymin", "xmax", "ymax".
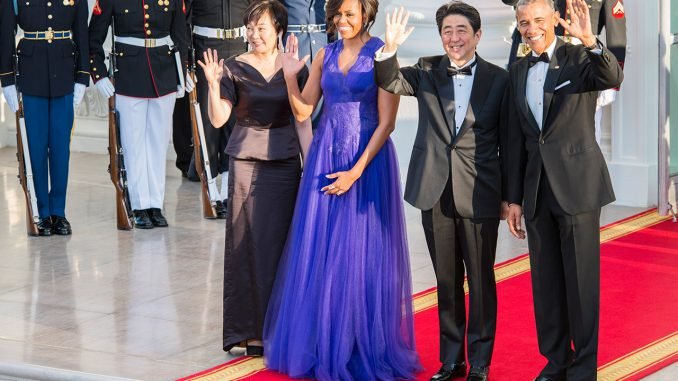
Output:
[{"xmin": 658, "ymin": 0, "xmax": 678, "ymax": 216}]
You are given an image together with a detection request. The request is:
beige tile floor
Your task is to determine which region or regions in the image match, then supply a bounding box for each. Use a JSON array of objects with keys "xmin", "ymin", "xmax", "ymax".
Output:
[{"xmin": 0, "ymin": 140, "xmax": 673, "ymax": 380}]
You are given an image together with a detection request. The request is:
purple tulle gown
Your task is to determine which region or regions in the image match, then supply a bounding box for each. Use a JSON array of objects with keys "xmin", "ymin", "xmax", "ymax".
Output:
[{"xmin": 263, "ymin": 37, "xmax": 421, "ymax": 380}]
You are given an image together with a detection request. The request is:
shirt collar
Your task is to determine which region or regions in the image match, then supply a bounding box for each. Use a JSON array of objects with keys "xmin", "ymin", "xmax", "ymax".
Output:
[
  {"xmin": 450, "ymin": 54, "xmax": 477, "ymax": 70},
  {"xmin": 532, "ymin": 37, "xmax": 557, "ymax": 60}
]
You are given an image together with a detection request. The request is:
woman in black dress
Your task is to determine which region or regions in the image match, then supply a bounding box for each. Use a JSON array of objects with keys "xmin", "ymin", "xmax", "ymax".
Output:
[{"xmin": 198, "ymin": 0, "xmax": 310, "ymax": 356}]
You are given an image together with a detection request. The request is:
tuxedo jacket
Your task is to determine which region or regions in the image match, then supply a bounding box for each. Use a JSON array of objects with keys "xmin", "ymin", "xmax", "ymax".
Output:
[
  {"xmin": 505, "ymin": 39, "xmax": 623, "ymax": 219},
  {"xmin": 375, "ymin": 54, "xmax": 508, "ymax": 219}
]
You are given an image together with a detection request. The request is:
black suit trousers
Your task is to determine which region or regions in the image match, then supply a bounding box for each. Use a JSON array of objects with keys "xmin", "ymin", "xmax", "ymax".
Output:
[
  {"xmin": 526, "ymin": 174, "xmax": 600, "ymax": 381},
  {"xmin": 422, "ymin": 180, "xmax": 499, "ymax": 368},
  {"xmin": 172, "ymin": 95, "xmax": 193, "ymax": 173}
]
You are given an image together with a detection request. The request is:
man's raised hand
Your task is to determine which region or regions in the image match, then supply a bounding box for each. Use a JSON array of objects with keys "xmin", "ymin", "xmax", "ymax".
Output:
[
  {"xmin": 384, "ymin": 6, "xmax": 415, "ymax": 53},
  {"xmin": 557, "ymin": 0, "xmax": 596, "ymax": 46}
]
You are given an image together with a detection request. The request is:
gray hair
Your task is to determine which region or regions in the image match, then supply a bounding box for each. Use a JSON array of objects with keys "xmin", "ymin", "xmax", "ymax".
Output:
[{"xmin": 515, "ymin": 0, "xmax": 556, "ymax": 11}]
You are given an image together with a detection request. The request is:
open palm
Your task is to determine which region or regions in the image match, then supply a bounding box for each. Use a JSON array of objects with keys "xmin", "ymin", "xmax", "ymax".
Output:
[
  {"xmin": 558, "ymin": 0, "xmax": 594, "ymax": 42},
  {"xmin": 384, "ymin": 6, "xmax": 414, "ymax": 52},
  {"xmin": 281, "ymin": 34, "xmax": 309, "ymax": 78},
  {"xmin": 197, "ymin": 48, "xmax": 224, "ymax": 86}
]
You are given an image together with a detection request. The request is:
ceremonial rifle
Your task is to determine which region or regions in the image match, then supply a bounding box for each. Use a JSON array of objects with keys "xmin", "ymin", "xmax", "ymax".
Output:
[
  {"xmin": 108, "ymin": 26, "xmax": 133, "ymax": 230},
  {"xmin": 188, "ymin": 39, "xmax": 219, "ymax": 218},
  {"xmin": 14, "ymin": 53, "xmax": 40, "ymax": 236}
]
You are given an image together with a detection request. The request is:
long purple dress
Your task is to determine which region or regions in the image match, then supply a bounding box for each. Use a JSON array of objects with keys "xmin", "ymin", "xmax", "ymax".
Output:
[{"xmin": 263, "ymin": 37, "xmax": 421, "ymax": 380}]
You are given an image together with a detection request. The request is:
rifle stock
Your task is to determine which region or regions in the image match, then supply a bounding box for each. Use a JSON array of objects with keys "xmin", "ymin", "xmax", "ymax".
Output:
[
  {"xmin": 15, "ymin": 101, "xmax": 39, "ymax": 236},
  {"xmin": 188, "ymin": 70, "xmax": 218, "ymax": 219},
  {"xmin": 108, "ymin": 94, "xmax": 133, "ymax": 230}
]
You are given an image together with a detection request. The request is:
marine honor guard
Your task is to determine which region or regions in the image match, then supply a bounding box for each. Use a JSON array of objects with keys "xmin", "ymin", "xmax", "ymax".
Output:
[
  {"xmin": 88, "ymin": 0, "xmax": 191, "ymax": 229},
  {"xmin": 0, "ymin": 0, "xmax": 90, "ymax": 236},
  {"xmin": 184, "ymin": 0, "xmax": 249, "ymax": 218}
]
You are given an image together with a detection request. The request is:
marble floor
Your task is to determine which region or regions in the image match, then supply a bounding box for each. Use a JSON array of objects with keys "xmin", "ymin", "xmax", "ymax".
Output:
[{"xmin": 0, "ymin": 140, "xmax": 673, "ymax": 380}]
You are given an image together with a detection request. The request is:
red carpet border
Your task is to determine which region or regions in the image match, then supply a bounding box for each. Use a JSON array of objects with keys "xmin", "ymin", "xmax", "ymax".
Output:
[{"xmin": 179, "ymin": 209, "xmax": 678, "ymax": 380}]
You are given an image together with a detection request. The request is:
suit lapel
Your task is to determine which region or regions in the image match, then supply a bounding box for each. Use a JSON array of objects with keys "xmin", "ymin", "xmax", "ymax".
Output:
[
  {"xmin": 515, "ymin": 58, "xmax": 541, "ymax": 133},
  {"xmin": 453, "ymin": 56, "xmax": 492, "ymax": 144},
  {"xmin": 542, "ymin": 38, "xmax": 569, "ymax": 135},
  {"xmin": 431, "ymin": 55, "xmax": 456, "ymax": 140}
]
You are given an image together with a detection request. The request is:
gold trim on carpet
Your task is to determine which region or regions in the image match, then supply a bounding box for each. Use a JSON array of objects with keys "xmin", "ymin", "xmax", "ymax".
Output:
[
  {"xmin": 183, "ymin": 210, "xmax": 674, "ymax": 380},
  {"xmin": 598, "ymin": 331, "xmax": 678, "ymax": 381}
]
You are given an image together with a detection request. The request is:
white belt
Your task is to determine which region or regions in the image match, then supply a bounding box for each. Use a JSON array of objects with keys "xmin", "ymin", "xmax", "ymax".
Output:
[
  {"xmin": 114, "ymin": 35, "xmax": 185, "ymax": 91},
  {"xmin": 192, "ymin": 25, "xmax": 246, "ymax": 41},
  {"xmin": 115, "ymin": 35, "xmax": 174, "ymax": 48},
  {"xmin": 287, "ymin": 24, "xmax": 326, "ymax": 33}
]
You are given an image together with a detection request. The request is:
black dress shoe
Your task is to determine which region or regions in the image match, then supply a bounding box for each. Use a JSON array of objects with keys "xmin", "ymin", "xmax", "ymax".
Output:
[
  {"xmin": 245, "ymin": 344, "xmax": 264, "ymax": 357},
  {"xmin": 36, "ymin": 217, "xmax": 53, "ymax": 236},
  {"xmin": 431, "ymin": 363, "xmax": 467, "ymax": 381},
  {"xmin": 467, "ymin": 366, "xmax": 489, "ymax": 381},
  {"xmin": 133, "ymin": 210, "xmax": 154, "ymax": 229},
  {"xmin": 147, "ymin": 208, "xmax": 168, "ymax": 227},
  {"xmin": 51, "ymin": 216, "xmax": 72, "ymax": 235},
  {"xmin": 215, "ymin": 200, "xmax": 226, "ymax": 219}
]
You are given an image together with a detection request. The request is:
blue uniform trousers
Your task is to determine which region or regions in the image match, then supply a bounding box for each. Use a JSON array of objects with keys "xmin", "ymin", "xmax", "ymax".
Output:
[{"xmin": 22, "ymin": 93, "xmax": 74, "ymax": 219}]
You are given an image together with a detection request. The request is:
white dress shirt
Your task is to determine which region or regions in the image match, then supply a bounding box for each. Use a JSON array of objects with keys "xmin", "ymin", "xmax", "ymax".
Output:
[
  {"xmin": 451, "ymin": 57, "xmax": 476, "ymax": 134},
  {"xmin": 526, "ymin": 37, "xmax": 603, "ymax": 130},
  {"xmin": 526, "ymin": 38, "xmax": 557, "ymax": 130}
]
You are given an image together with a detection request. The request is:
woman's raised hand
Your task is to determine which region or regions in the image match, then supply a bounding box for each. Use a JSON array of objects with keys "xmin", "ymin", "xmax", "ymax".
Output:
[
  {"xmin": 198, "ymin": 48, "xmax": 224, "ymax": 87},
  {"xmin": 280, "ymin": 34, "xmax": 309, "ymax": 78},
  {"xmin": 384, "ymin": 6, "xmax": 414, "ymax": 53}
]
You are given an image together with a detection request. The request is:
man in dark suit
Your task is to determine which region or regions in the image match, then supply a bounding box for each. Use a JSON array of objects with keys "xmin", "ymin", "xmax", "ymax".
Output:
[
  {"xmin": 504, "ymin": 0, "xmax": 623, "ymax": 380},
  {"xmin": 504, "ymin": 0, "xmax": 626, "ymax": 143},
  {"xmin": 374, "ymin": 3, "xmax": 509, "ymax": 381},
  {"xmin": 503, "ymin": 0, "xmax": 626, "ymax": 69}
]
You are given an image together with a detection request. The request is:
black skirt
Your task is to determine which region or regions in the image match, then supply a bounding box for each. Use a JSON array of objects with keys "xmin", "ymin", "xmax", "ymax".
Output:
[{"xmin": 222, "ymin": 156, "xmax": 301, "ymax": 351}]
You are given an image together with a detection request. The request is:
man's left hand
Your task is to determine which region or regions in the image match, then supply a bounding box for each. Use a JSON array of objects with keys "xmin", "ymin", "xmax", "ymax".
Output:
[{"xmin": 557, "ymin": 0, "xmax": 596, "ymax": 47}]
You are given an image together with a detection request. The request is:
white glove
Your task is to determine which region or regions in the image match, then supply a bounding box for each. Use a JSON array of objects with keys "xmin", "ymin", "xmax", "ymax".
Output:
[
  {"xmin": 73, "ymin": 83, "xmax": 86, "ymax": 106},
  {"xmin": 2, "ymin": 85, "xmax": 19, "ymax": 113},
  {"xmin": 597, "ymin": 88, "xmax": 617, "ymax": 108},
  {"xmin": 95, "ymin": 77, "xmax": 115, "ymax": 98},
  {"xmin": 176, "ymin": 84, "xmax": 186, "ymax": 99},
  {"xmin": 185, "ymin": 74, "xmax": 195, "ymax": 92}
]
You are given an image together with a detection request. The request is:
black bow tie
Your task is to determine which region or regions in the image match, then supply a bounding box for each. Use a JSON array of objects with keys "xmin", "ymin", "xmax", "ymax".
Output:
[
  {"xmin": 447, "ymin": 61, "xmax": 476, "ymax": 77},
  {"xmin": 527, "ymin": 52, "xmax": 550, "ymax": 67}
]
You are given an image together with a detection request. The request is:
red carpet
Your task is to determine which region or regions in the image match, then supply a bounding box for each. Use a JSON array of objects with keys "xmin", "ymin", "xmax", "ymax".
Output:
[{"xmin": 180, "ymin": 210, "xmax": 678, "ymax": 380}]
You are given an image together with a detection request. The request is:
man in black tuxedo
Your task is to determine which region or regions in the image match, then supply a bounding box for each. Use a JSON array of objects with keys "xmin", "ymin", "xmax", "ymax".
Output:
[
  {"xmin": 504, "ymin": 0, "xmax": 623, "ymax": 380},
  {"xmin": 374, "ymin": 3, "xmax": 509, "ymax": 381}
]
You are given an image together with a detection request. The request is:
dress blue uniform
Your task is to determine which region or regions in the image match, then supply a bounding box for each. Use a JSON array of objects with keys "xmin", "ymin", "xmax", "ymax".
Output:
[
  {"xmin": 282, "ymin": 0, "xmax": 328, "ymax": 63},
  {"xmin": 88, "ymin": 0, "xmax": 190, "ymax": 229},
  {"xmin": 0, "ymin": 0, "xmax": 90, "ymax": 235}
]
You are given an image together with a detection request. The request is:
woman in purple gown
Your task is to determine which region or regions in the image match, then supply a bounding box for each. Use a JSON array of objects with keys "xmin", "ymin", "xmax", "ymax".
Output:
[{"xmin": 263, "ymin": 0, "xmax": 421, "ymax": 379}]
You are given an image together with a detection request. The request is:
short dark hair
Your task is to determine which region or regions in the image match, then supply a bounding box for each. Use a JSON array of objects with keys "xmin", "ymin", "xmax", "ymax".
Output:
[
  {"xmin": 325, "ymin": 0, "xmax": 379, "ymax": 36},
  {"xmin": 435, "ymin": 1, "xmax": 482, "ymax": 34},
  {"xmin": 243, "ymin": 0, "xmax": 288, "ymax": 36}
]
